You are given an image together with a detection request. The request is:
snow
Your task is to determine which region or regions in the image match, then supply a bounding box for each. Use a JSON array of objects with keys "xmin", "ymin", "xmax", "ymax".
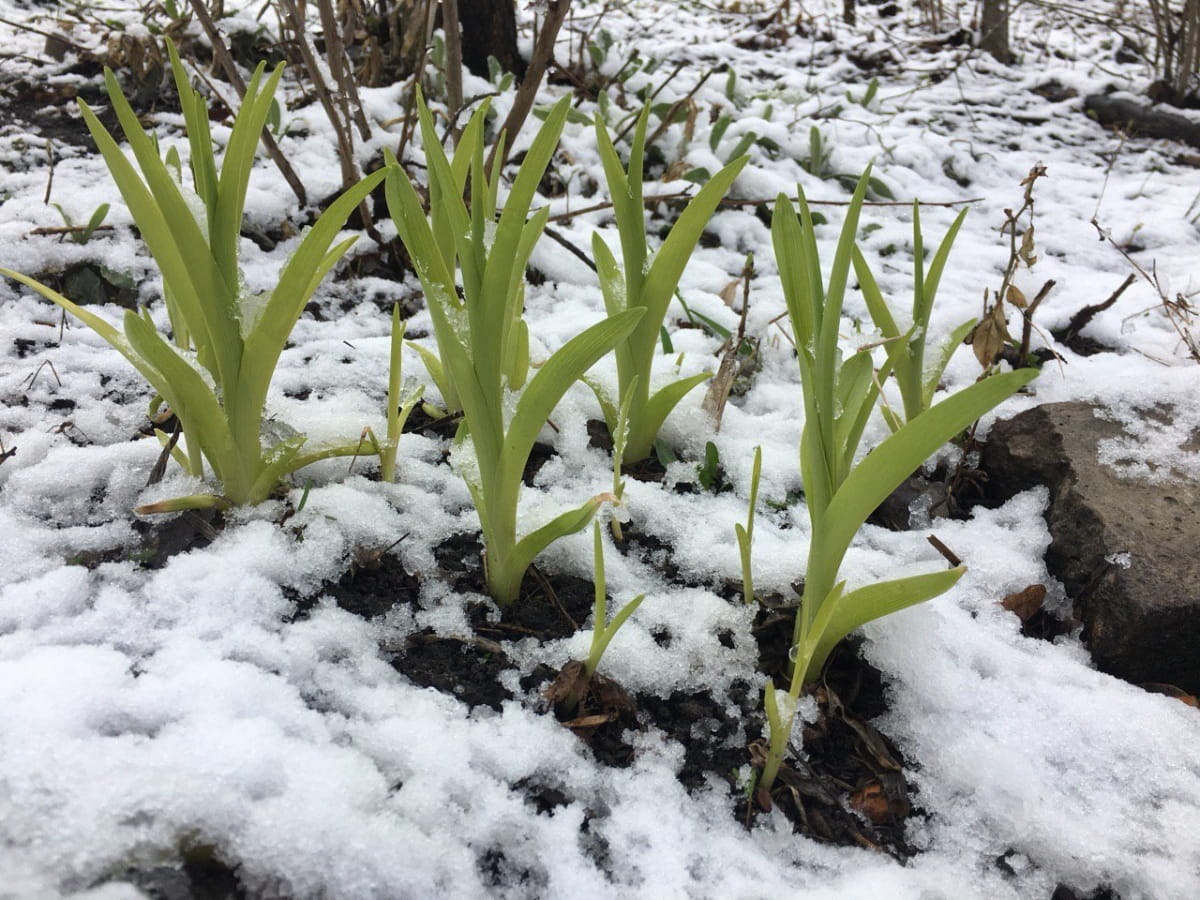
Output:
[{"xmin": 2, "ymin": 1, "xmax": 1199, "ymax": 897}]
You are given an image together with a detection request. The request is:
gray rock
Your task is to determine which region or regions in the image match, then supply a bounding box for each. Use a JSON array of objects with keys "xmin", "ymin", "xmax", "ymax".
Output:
[{"xmin": 983, "ymin": 401, "xmax": 1200, "ymax": 694}]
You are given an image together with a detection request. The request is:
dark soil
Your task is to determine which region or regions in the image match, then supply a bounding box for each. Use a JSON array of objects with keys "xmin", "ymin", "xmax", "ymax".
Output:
[{"xmin": 292, "ymin": 517, "xmax": 922, "ymax": 863}]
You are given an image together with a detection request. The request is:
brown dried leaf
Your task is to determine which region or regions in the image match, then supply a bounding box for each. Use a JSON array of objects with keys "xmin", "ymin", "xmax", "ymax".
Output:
[
  {"xmin": 1140, "ymin": 683, "xmax": 1199, "ymax": 709},
  {"xmin": 701, "ymin": 351, "xmax": 738, "ymax": 429},
  {"xmin": 662, "ymin": 159, "xmax": 690, "ymax": 182},
  {"xmin": 682, "ymin": 98, "xmax": 699, "ymax": 144},
  {"xmin": 850, "ymin": 781, "xmax": 895, "ymax": 825},
  {"xmin": 754, "ymin": 784, "xmax": 774, "ymax": 812},
  {"xmin": 718, "ymin": 278, "xmax": 741, "ymax": 307},
  {"xmin": 589, "ymin": 673, "xmax": 635, "ymax": 713},
  {"xmin": 1019, "ymin": 226, "xmax": 1038, "ymax": 267},
  {"xmin": 970, "ymin": 303, "xmax": 1011, "ymax": 368},
  {"xmin": 1006, "ymin": 283, "xmax": 1028, "ymax": 309},
  {"xmin": 544, "ymin": 659, "xmax": 588, "ymax": 707},
  {"xmin": 1001, "ymin": 584, "xmax": 1047, "ymax": 622},
  {"xmin": 850, "ymin": 774, "xmax": 910, "ymax": 825},
  {"xmin": 562, "ymin": 713, "xmax": 618, "ymax": 730}
]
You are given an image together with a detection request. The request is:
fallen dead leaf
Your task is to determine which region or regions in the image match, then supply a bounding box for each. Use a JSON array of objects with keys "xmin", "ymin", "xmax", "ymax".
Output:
[{"xmin": 1001, "ymin": 583, "xmax": 1047, "ymax": 622}]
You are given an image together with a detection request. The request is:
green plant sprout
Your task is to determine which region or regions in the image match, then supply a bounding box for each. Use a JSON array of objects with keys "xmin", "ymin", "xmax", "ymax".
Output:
[
  {"xmin": 385, "ymin": 93, "xmax": 644, "ymax": 605},
  {"xmin": 591, "ymin": 105, "xmax": 748, "ymax": 464},
  {"xmin": 608, "ymin": 376, "xmax": 638, "ymax": 542},
  {"xmin": 756, "ymin": 169, "xmax": 1038, "ymax": 794},
  {"xmin": 0, "ymin": 41, "xmax": 385, "ymax": 511},
  {"xmin": 51, "ymin": 201, "xmax": 110, "ymax": 244},
  {"xmin": 362, "ymin": 304, "xmax": 424, "ymax": 483},
  {"xmin": 395, "ymin": 97, "xmax": 513, "ymax": 414},
  {"xmin": 846, "ymin": 77, "xmax": 880, "ymax": 109},
  {"xmin": 683, "ymin": 115, "xmax": 773, "ymax": 186},
  {"xmin": 550, "ymin": 520, "xmax": 647, "ymax": 717},
  {"xmin": 853, "ymin": 203, "xmax": 977, "ymax": 431},
  {"xmin": 802, "ymin": 126, "xmax": 894, "ymax": 200},
  {"xmin": 735, "ymin": 444, "xmax": 762, "ymax": 604},
  {"xmin": 697, "ymin": 440, "xmax": 722, "ymax": 491}
]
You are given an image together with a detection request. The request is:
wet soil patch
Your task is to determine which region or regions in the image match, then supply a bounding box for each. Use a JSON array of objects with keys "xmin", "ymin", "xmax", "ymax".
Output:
[
  {"xmin": 639, "ymin": 683, "xmax": 757, "ymax": 791},
  {"xmin": 107, "ymin": 845, "xmax": 246, "ymax": 900},
  {"xmin": 395, "ymin": 631, "xmax": 515, "ymax": 711},
  {"xmin": 402, "ymin": 405, "xmax": 462, "ymax": 440},
  {"xmin": 306, "ymin": 527, "xmax": 919, "ymax": 860},
  {"xmin": 318, "ymin": 548, "xmax": 422, "ymax": 619},
  {"xmin": 129, "ymin": 508, "xmax": 223, "ymax": 569},
  {"xmin": 617, "ymin": 527, "xmax": 715, "ymax": 590}
]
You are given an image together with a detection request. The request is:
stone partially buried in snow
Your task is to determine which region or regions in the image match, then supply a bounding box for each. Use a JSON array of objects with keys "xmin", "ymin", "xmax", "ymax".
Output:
[{"xmin": 983, "ymin": 401, "xmax": 1200, "ymax": 694}]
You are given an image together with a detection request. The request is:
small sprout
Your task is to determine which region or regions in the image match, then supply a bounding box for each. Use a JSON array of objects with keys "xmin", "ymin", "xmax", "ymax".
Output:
[
  {"xmin": 609, "ymin": 377, "xmax": 639, "ymax": 542},
  {"xmin": 590, "ymin": 105, "xmax": 748, "ymax": 465},
  {"xmin": 50, "ymin": 202, "xmax": 110, "ymax": 244},
  {"xmin": 546, "ymin": 521, "xmax": 646, "ymax": 719},
  {"xmin": 697, "ymin": 440, "xmax": 722, "ymax": 491},
  {"xmin": 734, "ymin": 445, "xmax": 762, "ymax": 604}
]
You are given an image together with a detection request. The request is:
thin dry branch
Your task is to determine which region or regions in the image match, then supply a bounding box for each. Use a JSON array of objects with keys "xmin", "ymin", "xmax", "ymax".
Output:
[{"xmin": 188, "ymin": 0, "xmax": 308, "ymax": 206}]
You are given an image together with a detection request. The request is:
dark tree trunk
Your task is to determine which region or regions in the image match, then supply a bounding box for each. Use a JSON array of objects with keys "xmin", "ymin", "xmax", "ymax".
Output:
[
  {"xmin": 459, "ymin": 0, "xmax": 525, "ymax": 80},
  {"xmin": 980, "ymin": 0, "xmax": 1011, "ymax": 63}
]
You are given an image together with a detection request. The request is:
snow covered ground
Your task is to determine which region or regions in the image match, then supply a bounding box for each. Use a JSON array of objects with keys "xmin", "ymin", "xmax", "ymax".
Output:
[{"xmin": 1, "ymin": 1, "xmax": 1199, "ymax": 897}]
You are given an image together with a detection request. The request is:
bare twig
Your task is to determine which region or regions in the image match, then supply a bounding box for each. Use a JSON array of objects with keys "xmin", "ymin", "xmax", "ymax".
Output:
[
  {"xmin": 926, "ymin": 534, "xmax": 962, "ymax": 567},
  {"xmin": 543, "ymin": 225, "xmax": 597, "ymax": 272},
  {"xmin": 277, "ymin": 0, "xmax": 377, "ymax": 236},
  {"xmin": 544, "ymin": 191, "xmax": 981, "ymax": 224},
  {"xmin": 31, "ymin": 225, "xmax": 115, "ymax": 238},
  {"xmin": 643, "ymin": 66, "xmax": 719, "ymax": 148},
  {"xmin": 1016, "ymin": 278, "xmax": 1057, "ymax": 364},
  {"xmin": 1092, "ymin": 218, "xmax": 1200, "ymax": 363},
  {"xmin": 187, "ymin": 0, "xmax": 307, "ymax": 206},
  {"xmin": 395, "ymin": 0, "xmax": 438, "ymax": 164},
  {"xmin": 316, "ymin": 0, "xmax": 371, "ymax": 140},
  {"xmin": 0, "ymin": 15, "xmax": 89, "ymax": 52},
  {"xmin": 42, "ymin": 139, "xmax": 55, "ymax": 205},
  {"xmin": 486, "ymin": 0, "xmax": 573, "ymax": 177},
  {"xmin": 1061, "ymin": 273, "xmax": 1136, "ymax": 343}
]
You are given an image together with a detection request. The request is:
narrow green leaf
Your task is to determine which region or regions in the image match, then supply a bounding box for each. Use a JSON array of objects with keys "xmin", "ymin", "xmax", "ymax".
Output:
[
  {"xmin": 408, "ymin": 340, "xmax": 451, "ymax": 404},
  {"xmin": 123, "ymin": 310, "xmax": 245, "ymax": 497},
  {"xmin": 923, "ymin": 317, "xmax": 977, "ymax": 408},
  {"xmin": 802, "ymin": 566, "xmax": 965, "ymax": 684},
  {"xmin": 624, "ymin": 371, "xmax": 711, "ymax": 462},
  {"xmin": 491, "ymin": 494, "xmax": 606, "ymax": 604},
  {"xmin": 242, "ymin": 169, "xmax": 386, "ymax": 408},
  {"xmin": 504, "ymin": 308, "xmax": 645, "ymax": 482},
  {"xmin": 818, "ymin": 368, "xmax": 1037, "ymax": 573},
  {"xmin": 636, "ymin": 155, "xmax": 748, "ymax": 366}
]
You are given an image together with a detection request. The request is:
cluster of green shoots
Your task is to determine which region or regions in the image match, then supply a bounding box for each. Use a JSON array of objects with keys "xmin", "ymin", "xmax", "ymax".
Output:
[
  {"xmin": 384, "ymin": 91, "xmax": 648, "ymax": 605},
  {"xmin": 1, "ymin": 41, "xmax": 386, "ymax": 511},
  {"xmin": 0, "ymin": 45, "xmax": 1037, "ymax": 788},
  {"xmin": 754, "ymin": 170, "xmax": 1038, "ymax": 793}
]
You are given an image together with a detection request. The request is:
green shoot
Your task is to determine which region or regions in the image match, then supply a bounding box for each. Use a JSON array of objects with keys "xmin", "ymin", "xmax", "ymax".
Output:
[
  {"xmin": 51, "ymin": 202, "xmax": 110, "ymax": 244},
  {"xmin": 853, "ymin": 203, "xmax": 976, "ymax": 430},
  {"xmin": 380, "ymin": 304, "xmax": 424, "ymax": 483},
  {"xmin": 385, "ymin": 92, "xmax": 643, "ymax": 604},
  {"xmin": 591, "ymin": 105, "xmax": 749, "ymax": 464},
  {"xmin": 697, "ymin": 440, "xmax": 721, "ymax": 491},
  {"xmin": 609, "ymin": 376, "xmax": 639, "ymax": 542},
  {"xmin": 734, "ymin": 445, "xmax": 762, "ymax": 604},
  {"xmin": 555, "ymin": 521, "xmax": 647, "ymax": 716},
  {"xmin": 757, "ymin": 169, "xmax": 1038, "ymax": 793},
  {"xmin": 1, "ymin": 39, "xmax": 384, "ymax": 509}
]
